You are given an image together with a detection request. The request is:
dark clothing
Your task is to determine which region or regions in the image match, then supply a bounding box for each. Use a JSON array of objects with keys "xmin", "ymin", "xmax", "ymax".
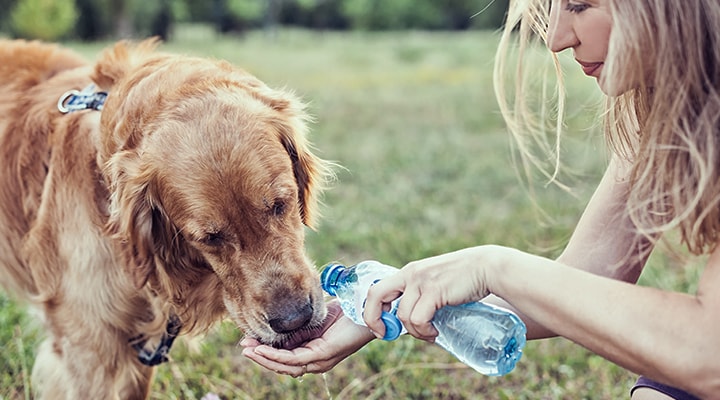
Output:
[{"xmin": 632, "ymin": 376, "xmax": 701, "ymax": 400}]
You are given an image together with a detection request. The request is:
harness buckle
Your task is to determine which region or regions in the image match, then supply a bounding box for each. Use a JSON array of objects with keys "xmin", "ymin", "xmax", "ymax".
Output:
[{"xmin": 57, "ymin": 84, "xmax": 107, "ymax": 113}]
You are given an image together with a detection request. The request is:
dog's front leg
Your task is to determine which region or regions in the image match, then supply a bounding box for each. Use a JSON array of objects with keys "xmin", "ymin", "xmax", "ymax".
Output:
[{"xmin": 31, "ymin": 330, "xmax": 154, "ymax": 400}]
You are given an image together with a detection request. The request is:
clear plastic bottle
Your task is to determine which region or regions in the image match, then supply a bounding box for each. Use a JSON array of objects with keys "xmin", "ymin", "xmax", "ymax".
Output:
[{"xmin": 321, "ymin": 260, "xmax": 527, "ymax": 376}]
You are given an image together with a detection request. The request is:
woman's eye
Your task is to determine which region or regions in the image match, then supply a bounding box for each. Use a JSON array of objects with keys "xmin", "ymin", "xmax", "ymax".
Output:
[{"xmin": 565, "ymin": 2, "xmax": 589, "ymax": 13}]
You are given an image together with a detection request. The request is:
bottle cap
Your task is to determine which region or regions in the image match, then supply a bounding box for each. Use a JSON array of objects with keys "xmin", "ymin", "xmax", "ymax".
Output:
[
  {"xmin": 320, "ymin": 263, "xmax": 344, "ymax": 296},
  {"xmin": 380, "ymin": 311, "xmax": 402, "ymax": 340}
]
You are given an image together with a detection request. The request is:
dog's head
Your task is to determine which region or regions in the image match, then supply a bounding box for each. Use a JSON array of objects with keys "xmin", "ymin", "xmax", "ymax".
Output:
[{"xmin": 94, "ymin": 39, "xmax": 332, "ymax": 348}]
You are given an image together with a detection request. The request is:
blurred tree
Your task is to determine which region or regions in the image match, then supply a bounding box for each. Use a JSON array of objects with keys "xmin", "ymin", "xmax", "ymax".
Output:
[
  {"xmin": 131, "ymin": 0, "xmax": 187, "ymax": 40},
  {"xmin": 226, "ymin": 0, "xmax": 264, "ymax": 23},
  {"xmin": 341, "ymin": 0, "xmax": 446, "ymax": 30},
  {"xmin": 185, "ymin": 0, "xmax": 216, "ymax": 22},
  {"xmin": 78, "ymin": 0, "xmax": 510, "ymax": 36},
  {"xmin": 264, "ymin": 0, "xmax": 280, "ymax": 33},
  {"xmin": 150, "ymin": 0, "xmax": 172, "ymax": 40},
  {"xmin": 211, "ymin": 0, "xmax": 237, "ymax": 33},
  {"xmin": 468, "ymin": 0, "xmax": 509, "ymax": 30},
  {"xmin": 75, "ymin": 0, "xmax": 112, "ymax": 40},
  {"xmin": 219, "ymin": 0, "xmax": 263, "ymax": 33},
  {"xmin": 109, "ymin": 0, "xmax": 133, "ymax": 38},
  {"xmin": 10, "ymin": 0, "xmax": 77, "ymax": 40},
  {"xmin": 0, "ymin": 0, "xmax": 19, "ymax": 33},
  {"xmin": 284, "ymin": 0, "xmax": 349, "ymax": 30}
]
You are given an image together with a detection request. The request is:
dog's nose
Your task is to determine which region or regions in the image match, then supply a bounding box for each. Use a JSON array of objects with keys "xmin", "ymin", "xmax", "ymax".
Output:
[{"xmin": 268, "ymin": 302, "xmax": 314, "ymax": 334}]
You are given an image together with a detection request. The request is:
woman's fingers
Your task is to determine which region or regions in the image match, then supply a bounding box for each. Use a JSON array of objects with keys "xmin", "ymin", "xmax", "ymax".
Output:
[
  {"xmin": 363, "ymin": 275, "xmax": 405, "ymax": 338},
  {"xmin": 405, "ymin": 294, "xmax": 441, "ymax": 341}
]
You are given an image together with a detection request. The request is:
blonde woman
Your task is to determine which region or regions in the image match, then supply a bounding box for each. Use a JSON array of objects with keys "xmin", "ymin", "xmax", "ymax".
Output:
[{"xmin": 242, "ymin": 1, "xmax": 719, "ymax": 398}]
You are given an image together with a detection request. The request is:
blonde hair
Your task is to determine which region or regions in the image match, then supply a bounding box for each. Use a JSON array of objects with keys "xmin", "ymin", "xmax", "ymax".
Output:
[{"xmin": 495, "ymin": 0, "xmax": 720, "ymax": 255}]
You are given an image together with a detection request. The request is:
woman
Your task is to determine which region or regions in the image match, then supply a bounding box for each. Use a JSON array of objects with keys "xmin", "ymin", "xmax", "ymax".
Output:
[{"xmin": 242, "ymin": 1, "xmax": 720, "ymax": 398}]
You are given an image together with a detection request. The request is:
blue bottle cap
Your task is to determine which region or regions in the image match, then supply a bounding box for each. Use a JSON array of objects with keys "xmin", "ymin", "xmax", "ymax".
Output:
[
  {"xmin": 380, "ymin": 311, "xmax": 402, "ymax": 340},
  {"xmin": 320, "ymin": 263, "xmax": 344, "ymax": 296}
]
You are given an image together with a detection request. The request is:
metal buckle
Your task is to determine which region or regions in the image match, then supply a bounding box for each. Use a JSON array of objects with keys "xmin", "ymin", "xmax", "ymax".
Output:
[{"xmin": 57, "ymin": 85, "xmax": 107, "ymax": 114}]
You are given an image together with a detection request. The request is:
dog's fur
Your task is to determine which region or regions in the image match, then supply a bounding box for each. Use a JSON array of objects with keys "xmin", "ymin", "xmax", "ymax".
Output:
[{"xmin": 0, "ymin": 38, "xmax": 331, "ymax": 399}]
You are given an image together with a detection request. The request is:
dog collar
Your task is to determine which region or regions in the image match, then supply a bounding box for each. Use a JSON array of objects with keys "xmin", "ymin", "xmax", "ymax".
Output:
[
  {"xmin": 57, "ymin": 84, "xmax": 107, "ymax": 113},
  {"xmin": 130, "ymin": 314, "xmax": 182, "ymax": 366}
]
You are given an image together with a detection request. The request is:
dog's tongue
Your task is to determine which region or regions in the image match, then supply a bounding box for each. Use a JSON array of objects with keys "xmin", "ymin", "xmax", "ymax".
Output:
[{"xmin": 277, "ymin": 301, "xmax": 343, "ymax": 350}]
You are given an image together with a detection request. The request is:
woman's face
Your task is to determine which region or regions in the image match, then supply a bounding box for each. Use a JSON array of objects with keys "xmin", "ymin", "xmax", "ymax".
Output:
[{"xmin": 547, "ymin": 0, "xmax": 614, "ymax": 93}]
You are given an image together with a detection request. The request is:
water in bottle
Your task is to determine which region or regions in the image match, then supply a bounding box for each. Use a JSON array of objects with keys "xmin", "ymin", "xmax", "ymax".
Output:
[
  {"xmin": 320, "ymin": 260, "xmax": 527, "ymax": 376},
  {"xmin": 321, "ymin": 260, "xmax": 406, "ymax": 340}
]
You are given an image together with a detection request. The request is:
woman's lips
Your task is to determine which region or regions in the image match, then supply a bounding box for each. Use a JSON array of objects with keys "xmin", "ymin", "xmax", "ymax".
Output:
[{"xmin": 576, "ymin": 59, "xmax": 603, "ymax": 77}]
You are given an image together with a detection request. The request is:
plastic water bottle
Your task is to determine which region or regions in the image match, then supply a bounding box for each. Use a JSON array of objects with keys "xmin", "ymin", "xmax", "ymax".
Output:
[{"xmin": 320, "ymin": 260, "xmax": 527, "ymax": 376}]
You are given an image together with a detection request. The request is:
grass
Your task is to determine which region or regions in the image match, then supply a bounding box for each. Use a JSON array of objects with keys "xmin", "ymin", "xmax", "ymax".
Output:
[{"xmin": 0, "ymin": 26, "xmax": 701, "ymax": 399}]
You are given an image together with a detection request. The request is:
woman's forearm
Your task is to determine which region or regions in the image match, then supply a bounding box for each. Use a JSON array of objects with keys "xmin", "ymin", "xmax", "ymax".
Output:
[{"xmin": 486, "ymin": 246, "xmax": 720, "ymax": 397}]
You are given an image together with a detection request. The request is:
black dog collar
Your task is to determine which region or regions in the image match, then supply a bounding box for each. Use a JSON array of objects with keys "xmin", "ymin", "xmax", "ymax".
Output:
[{"xmin": 130, "ymin": 314, "xmax": 182, "ymax": 367}]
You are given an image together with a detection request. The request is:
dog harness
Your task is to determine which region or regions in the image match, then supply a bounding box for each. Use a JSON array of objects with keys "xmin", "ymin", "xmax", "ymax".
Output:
[
  {"xmin": 57, "ymin": 84, "xmax": 107, "ymax": 113},
  {"xmin": 130, "ymin": 314, "xmax": 183, "ymax": 367},
  {"xmin": 57, "ymin": 84, "xmax": 182, "ymax": 366}
]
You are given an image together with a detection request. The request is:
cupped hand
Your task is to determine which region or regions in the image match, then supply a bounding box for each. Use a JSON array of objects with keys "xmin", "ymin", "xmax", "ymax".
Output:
[
  {"xmin": 241, "ymin": 301, "xmax": 375, "ymax": 377},
  {"xmin": 363, "ymin": 246, "xmax": 500, "ymax": 342}
]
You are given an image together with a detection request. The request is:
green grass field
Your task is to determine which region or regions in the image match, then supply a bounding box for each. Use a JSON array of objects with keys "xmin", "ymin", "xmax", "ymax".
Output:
[{"xmin": 0, "ymin": 26, "xmax": 702, "ymax": 399}]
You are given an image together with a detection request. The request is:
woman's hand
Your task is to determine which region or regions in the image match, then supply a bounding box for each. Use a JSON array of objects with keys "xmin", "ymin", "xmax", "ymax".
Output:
[
  {"xmin": 241, "ymin": 301, "xmax": 375, "ymax": 377},
  {"xmin": 363, "ymin": 246, "xmax": 506, "ymax": 342}
]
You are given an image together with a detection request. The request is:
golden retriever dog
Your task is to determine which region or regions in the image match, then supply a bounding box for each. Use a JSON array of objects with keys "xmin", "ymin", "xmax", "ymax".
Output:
[{"xmin": 0, "ymin": 38, "xmax": 332, "ymax": 399}]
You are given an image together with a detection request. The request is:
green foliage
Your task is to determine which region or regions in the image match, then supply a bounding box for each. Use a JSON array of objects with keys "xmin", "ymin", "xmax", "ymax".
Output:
[
  {"xmin": 469, "ymin": 0, "xmax": 510, "ymax": 30},
  {"xmin": 0, "ymin": 0, "xmax": 18, "ymax": 32},
  {"xmin": 0, "ymin": 295, "xmax": 39, "ymax": 400},
  {"xmin": 339, "ymin": 0, "xmax": 494, "ymax": 30},
  {"xmin": 226, "ymin": 0, "xmax": 264, "ymax": 21},
  {"xmin": 1, "ymin": 0, "xmax": 511, "ymax": 39},
  {"xmin": 74, "ymin": 0, "xmax": 113, "ymax": 40},
  {"xmin": 10, "ymin": 0, "xmax": 78, "ymax": 40},
  {"xmin": 130, "ymin": 0, "xmax": 189, "ymax": 38},
  {"xmin": 341, "ymin": 0, "xmax": 443, "ymax": 30},
  {"xmin": 151, "ymin": 0, "xmax": 509, "ymax": 35}
]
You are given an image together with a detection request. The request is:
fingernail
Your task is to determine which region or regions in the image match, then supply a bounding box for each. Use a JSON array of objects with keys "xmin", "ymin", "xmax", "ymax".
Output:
[{"xmin": 370, "ymin": 329, "xmax": 382, "ymax": 339}]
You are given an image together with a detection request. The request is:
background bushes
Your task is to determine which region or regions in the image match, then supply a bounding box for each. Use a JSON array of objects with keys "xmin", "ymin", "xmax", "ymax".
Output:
[{"xmin": 0, "ymin": 0, "xmax": 510, "ymax": 41}]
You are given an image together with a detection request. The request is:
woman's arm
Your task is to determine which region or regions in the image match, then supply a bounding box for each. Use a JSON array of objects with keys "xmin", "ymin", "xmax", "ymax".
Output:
[
  {"xmin": 483, "ymin": 243, "xmax": 720, "ymax": 398},
  {"xmin": 486, "ymin": 155, "xmax": 653, "ymax": 339},
  {"xmin": 363, "ymin": 156, "xmax": 720, "ymax": 396}
]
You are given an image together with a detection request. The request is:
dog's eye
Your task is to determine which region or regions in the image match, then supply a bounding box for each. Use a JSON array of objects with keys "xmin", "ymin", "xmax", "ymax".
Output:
[
  {"xmin": 270, "ymin": 199, "xmax": 286, "ymax": 217},
  {"xmin": 201, "ymin": 232, "xmax": 224, "ymax": 247}
]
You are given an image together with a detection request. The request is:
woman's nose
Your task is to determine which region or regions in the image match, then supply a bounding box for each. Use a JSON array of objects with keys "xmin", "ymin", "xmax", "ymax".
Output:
[{"xmin": 547, "ymin": 4, "xmax": 578, "ymax": 53}]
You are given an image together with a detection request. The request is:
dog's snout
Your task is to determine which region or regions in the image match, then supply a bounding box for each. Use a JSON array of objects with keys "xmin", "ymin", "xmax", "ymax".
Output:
[{"xmin": 268, "ymin": 302, "xmax": 314, "ymax": 334}]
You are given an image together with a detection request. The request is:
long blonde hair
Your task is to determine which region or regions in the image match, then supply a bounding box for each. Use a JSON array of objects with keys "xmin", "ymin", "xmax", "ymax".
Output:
[{"xmin": 495, "ymin": 0, "xmax": 720, "ymax": 255}]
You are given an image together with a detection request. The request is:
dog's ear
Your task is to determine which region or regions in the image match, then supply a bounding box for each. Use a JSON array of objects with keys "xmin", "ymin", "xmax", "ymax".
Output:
[
  {"xmin": 239, "ymin": 78, "xmax": 332, "ymax": 228},
  {"xmin": 91, "ymin": 37, "xmax": 161, "ymax": 90},
  {"xmin": 278, "ymin": 127, "xmax": 329, "ymax": 229},
  {"xmin": 105, "ymin": 152, "xmax": 159, "ymax": 288},
  {"xmin": 258, "ymin": 90, "xmax": 331, "ymax": 229}
]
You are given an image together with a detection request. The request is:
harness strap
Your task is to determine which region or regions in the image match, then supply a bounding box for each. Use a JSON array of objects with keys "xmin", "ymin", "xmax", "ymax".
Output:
[
  {"xmin": 59, "ymin": 83, "xmax": 180, "ymax": 366},
  {"xmin": 57, "ymin": 84, "xmax": 107, "ymax": 113},
  {"xmin": 130, "ymin": 314, "xmax": 182, "ymax": 367}
]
